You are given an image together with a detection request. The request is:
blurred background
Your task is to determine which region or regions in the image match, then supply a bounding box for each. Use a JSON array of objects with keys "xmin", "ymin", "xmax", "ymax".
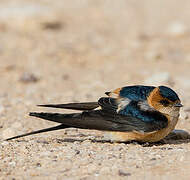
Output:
[{"xmin": 0, "ymin": 0, "xmax": 190, "ymax": 178}]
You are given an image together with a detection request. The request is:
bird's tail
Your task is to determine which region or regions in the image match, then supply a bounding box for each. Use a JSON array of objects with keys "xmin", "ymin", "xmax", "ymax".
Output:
[{"xmin": 5, "ymin": 124, "xmax": 68, "ymax": 141}]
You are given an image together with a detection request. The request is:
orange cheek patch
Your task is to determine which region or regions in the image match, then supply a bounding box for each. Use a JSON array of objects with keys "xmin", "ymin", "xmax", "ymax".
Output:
[{"xmin": 147, "ymin": 87, "xmax": 163, "ymax": 109}]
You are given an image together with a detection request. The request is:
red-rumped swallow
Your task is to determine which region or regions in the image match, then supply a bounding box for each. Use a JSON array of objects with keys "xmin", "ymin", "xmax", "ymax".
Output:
[{"xmin": 6, "ymin": 85, "xmax": 183, "ymax": 142}]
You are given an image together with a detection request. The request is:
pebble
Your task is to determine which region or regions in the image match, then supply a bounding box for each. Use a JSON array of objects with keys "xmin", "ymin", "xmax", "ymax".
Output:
[
  {"xmin": 9, "ymin": 161, "xmax": 16, "ymax": 167},
  {"xmin": 118, "ymin": 170, "xmax": 131, "ymax": 177},
  {"xmin": 19, "ymin": 72, "xmax": 39, "ymax": 83},
  {"xmin": 41, "ymin": 21, "xmax": 62, "ymax": 30}
]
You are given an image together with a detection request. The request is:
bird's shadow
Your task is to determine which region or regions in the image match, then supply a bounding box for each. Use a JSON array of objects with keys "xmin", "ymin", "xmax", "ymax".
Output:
[
  {"xmin": 52, "ymin": 129, "xmax": 190, "ymax": 147},
  {"xmin": 53, "ymin": 137, "xmax": 190, "ymax": 147}
]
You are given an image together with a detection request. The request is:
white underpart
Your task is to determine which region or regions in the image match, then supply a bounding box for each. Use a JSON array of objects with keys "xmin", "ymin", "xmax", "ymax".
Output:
[
  {"xmin": 117, "ymin": 98, "xmax": 131, "ymax": 113},
  {"xmin": 138, "ymin": 101, "xmax": 154, "ymax": 111}
]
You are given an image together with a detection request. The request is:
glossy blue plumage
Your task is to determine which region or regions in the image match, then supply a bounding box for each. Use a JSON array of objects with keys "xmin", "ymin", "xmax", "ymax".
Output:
[
  {"xmin": 118, "ymin": 101, "xmax": 167, "ymax": 123},
  {"xmin": 119, "ymin": 85, "xmax": 155, "ymax": 101},
  {"xmin": 159, "ymin": 86, "xmax": 180, "ymax": 102}
]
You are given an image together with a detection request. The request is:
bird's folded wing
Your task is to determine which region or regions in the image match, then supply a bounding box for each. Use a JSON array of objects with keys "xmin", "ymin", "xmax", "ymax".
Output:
[
  {"xmin": 28, "ymin": 110, "xmax": 168, "ymax": 133},
  {"xmin": 36, "ymin": 96, "xmax": 168, "ymax": 133}
]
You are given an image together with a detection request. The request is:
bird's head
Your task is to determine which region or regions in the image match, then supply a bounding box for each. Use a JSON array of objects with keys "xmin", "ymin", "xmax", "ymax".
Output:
[{"xmin": 147, "ymin": 86, "xmax": 182, "ymax": 117}]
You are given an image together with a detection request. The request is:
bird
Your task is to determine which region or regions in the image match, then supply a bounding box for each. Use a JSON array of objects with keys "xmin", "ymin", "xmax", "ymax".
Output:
[{"xmin": 6, "ymin": 85, "xmax": 183, "ymax": 142}]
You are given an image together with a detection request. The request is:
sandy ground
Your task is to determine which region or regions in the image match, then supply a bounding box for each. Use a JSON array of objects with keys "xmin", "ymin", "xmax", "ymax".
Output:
[{"xmin": 0, "ymin": 0, "xmax": 190, "ymax": 179}]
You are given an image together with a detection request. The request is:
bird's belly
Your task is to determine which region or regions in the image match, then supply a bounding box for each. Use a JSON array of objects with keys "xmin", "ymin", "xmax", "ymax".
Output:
[{"xmin": 104, "ymin": 116, "xmax": 179, "ymax": 142}]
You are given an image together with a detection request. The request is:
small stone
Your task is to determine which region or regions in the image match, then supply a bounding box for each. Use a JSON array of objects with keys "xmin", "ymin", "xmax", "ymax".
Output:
[
  {"xmin": 19, "ymin": 72, "xmax": 39, "ymax": 83},
  {"xmin": 36, "ymin": 140, "xmax": 49, "ymax": 144},
  {"xmin": 118, "ymin": 170, "xmax": 131, "ymax": 177},
  {"xmin": 36, "ymin": 162, "xmax": 41, "ymax": 167},
  {"xmin": 75, "ymin": 150, "xmax": 80, "ymax": 155},
  {"xmin": 62, "ymin": 74, "xmax": 70, "ymax": 80},
  {"xmin": 41, "ymin": 21, "xmax": 63, "ymax": 30},
  {"xmin": 9, "ymin": 161, "xmax": 16, "ymax": 167}
]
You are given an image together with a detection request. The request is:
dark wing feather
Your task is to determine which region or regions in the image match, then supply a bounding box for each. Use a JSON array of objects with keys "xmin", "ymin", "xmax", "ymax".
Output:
[
  {"xmin": 38, "ymin": 102, "xmax": 99, "ymax": 111},
  {"xmin": 98, "ymin": 97, "xmax": 118, "ymax": 113},
  {"xmin": 114, "ymin": 113, "xmax": 168, "ymax": 132},
  {"xmin": 5, "ymin": 124, "xmax": 69, "ymax": 141}
]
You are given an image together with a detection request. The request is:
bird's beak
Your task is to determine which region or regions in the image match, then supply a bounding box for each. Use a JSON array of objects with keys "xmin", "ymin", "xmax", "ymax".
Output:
[{"xmin": 174, "ymin": 103, "xmax": 183, "ymax": 107}]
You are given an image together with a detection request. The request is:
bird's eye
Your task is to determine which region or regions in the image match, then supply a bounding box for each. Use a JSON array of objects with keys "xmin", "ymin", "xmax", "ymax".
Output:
[{"xmin": 160, "ymin": 100, "xmax": 170, "ymax": 106}]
